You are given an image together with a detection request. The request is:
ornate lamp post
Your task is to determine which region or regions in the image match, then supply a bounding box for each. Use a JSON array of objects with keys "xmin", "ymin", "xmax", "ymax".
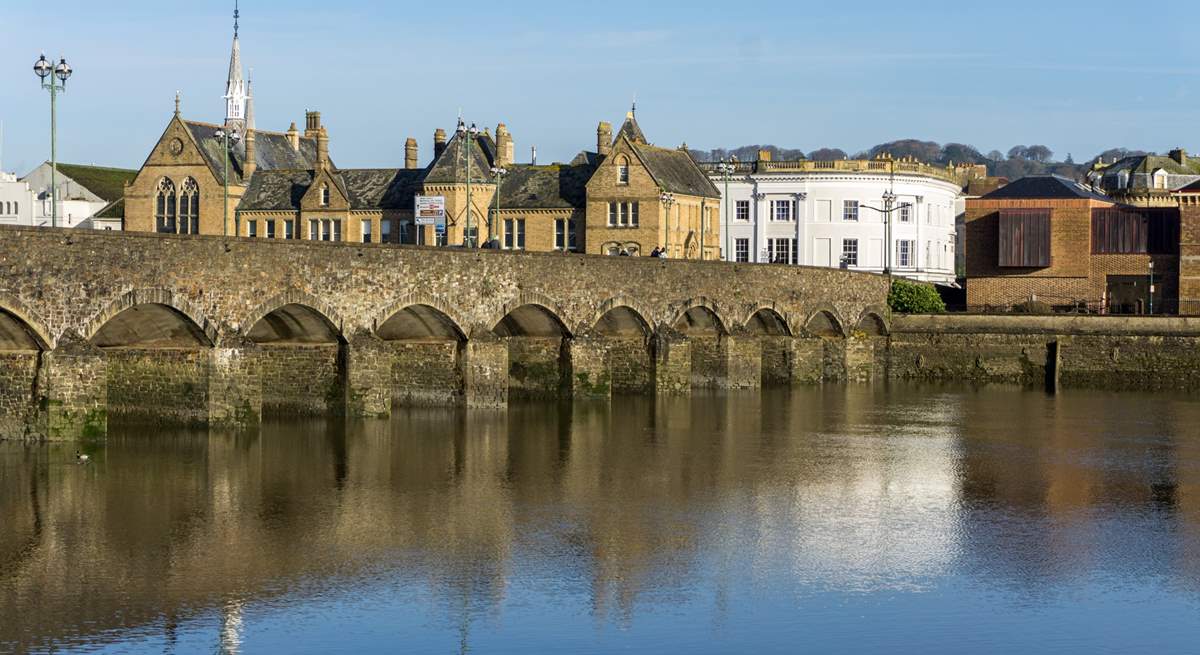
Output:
[
  {"xmin": 716, "ymin": 159, "xmax": 736, "ymax": 261},
  {"xmin": 213, "ymin": 127, "xmax": 241, "ymax": 236},
  {"xmin": 490, "ymin": 165, "xmax": 507, "ymax": 247},
  {"xmin": 457, "ymin": 120, "xmax": 481, "ymax": 247},
  {"xmin": 860, "ymin": 192, "xmax": 908, "ymax": 274},
  {"xmin": 1149, "ymin": 260, "xmax": 1155, "ymax": 315},
  {"xmin": 33, "ymin": 54, "xmax": 73, "ymax": 228}
]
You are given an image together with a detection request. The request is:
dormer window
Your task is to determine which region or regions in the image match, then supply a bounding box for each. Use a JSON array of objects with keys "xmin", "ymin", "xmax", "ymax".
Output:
[
  {"xmin": 617, "ymin": 157, "xmax": 630, "ymax": 185},
  {"xmin": 320, "ymin": 184, "xmax": 330, "ymax": 206},
  {"xmin": 1117, "ymin": 170, "xmax": 1130, "ymax": 190},
  {"xmin": 1153, "ymin": 169, "xmax": 1168, "ymax": 191}
]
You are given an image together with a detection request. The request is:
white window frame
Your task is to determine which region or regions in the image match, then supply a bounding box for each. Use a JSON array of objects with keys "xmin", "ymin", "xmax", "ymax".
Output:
[
  {"xmin": 843, "ymin": 200, "xmax": 859, "ymax": 222},
  {"xmin": 771, "ymin": 199, "xmax": 793, "ymax": 222},
  {"xmin": 735, "ymin": 200, "xmax": 750, "ymax": 221},
  {"xmin": 362, "ymin": 219, "xmax": 373, "ymax": 243},
  {"xmin": 897, "ymin": 240, "xmax": 913, "ymax": 268},
  {"xmin": 842, "ymin": 238, "xmax": 859, "ymax": 267},
  {"xmin": 735, "ymin": 238, "xmax": 749, "ymax": 262}
]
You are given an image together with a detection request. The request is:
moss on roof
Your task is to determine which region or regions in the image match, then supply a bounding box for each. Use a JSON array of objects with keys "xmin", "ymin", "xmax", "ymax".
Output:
[{"xmin": 54, "ymin": 163, "xmax": 137, "ymax": 202}]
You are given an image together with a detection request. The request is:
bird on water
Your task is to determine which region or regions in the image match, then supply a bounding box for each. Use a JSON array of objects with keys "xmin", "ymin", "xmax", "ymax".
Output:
[{"xmin": 76, "ymin": 451, "xmax": 89, "ymax": 463}]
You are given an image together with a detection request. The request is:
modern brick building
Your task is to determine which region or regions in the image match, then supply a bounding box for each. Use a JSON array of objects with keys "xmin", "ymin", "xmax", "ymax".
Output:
[{"xmin": 964, "ymin": 175, "xmax": 1194, "ymax": 314}]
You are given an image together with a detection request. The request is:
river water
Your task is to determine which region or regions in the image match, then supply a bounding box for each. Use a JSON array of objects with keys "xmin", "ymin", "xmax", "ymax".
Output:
[{"xmin": 3, "ymin": 384, "xmax": 1200, "ymax": 654}]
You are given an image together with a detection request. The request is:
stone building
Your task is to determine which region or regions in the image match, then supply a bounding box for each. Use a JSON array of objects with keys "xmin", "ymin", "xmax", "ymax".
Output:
[
  {"xmin": 1089, "ymin": 149, "xmax": 1200, "ymax": 207},
  {"xmin": 964, "ymin": 175, "xmax": 1189, "ymax": 313}
]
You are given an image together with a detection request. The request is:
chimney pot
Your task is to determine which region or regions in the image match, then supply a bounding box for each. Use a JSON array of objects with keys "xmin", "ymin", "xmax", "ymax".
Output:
[
  {"xmin": 317, "ymin": 126, "xmax": 330, "ymax": 170},
  {"xmin": 305, "ymin": 111, "xmax": 322, "ymax": 138},
  {"xmin": 405, "ymin": 137, "xmax": 419, "ymax": 170},
  {"xmin": 434, "ymin": 128, "xmax": 447, "ymax": 159},
  {"xmin": 286, "ymin": 122, "xmax": 300, "ymax": 152},
  {"xmin": 495, "ymin": 123, "xmax": 513, "ymax": 167},
  {"xmin": 597, "ymin": 121, "xmax": 613, "ymax": 157}
]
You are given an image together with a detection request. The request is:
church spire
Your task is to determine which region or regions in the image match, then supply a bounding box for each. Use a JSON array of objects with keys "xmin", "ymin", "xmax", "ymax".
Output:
[{"xmin": 224, "ymin": 1, "xmax": 247, "ymax": 131}]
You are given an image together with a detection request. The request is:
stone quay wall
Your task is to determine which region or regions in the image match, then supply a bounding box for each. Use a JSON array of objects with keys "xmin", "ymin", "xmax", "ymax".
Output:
[
  {"xmin": 887, "ymin": 314, "xmax": 1200, "ymax": 390},
  {"xmin": 0, "ymin": 226, "xmax": 890, "ymax": 439}
]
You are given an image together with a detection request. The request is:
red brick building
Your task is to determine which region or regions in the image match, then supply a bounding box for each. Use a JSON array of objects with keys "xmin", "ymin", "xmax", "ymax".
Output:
[{"xmin": 965, "ymin": 175, "xmax": 1190, "ymax": 313}]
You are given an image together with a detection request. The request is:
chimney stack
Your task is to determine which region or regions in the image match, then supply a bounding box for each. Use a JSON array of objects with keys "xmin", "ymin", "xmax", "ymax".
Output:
[
  {"xmin": 305, "ymin": 111, "xmax": 322, "ymax": 138},
  {"xmin": 286, "ymin": 122, "xmax": 300, "ymax": 152},
  {"xmin": 597, "ymin": 121, "xmax": 612, "ymax": 157},
  {"xmin": 434, "ymin": 128, "xmax": 447, "ymax": 159},
  {"xmin": 405, "ymin": 137, "xmax": 419, "ymax": 169},
  {"xmin": 1171, "ymin": 148, "xmax": 1188, "ymax": 165},
  {"xmin": 317, "ymin": 126, "xmax": 330, "ymax": 170},
  {"xmin": 244, "ymin": 130, "xmax": 257, "ymax": 179},
  {"xmin": 495, "ymin": 123, "xmax": 513, "ymax": 167},
  {"xmin": 758, "ymin": 149, "xmax": 772, "ymax": 162}
]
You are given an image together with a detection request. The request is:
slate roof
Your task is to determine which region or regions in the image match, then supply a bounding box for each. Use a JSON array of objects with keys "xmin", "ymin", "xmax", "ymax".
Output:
[
  {"xmin": 183, "ymin": 120, "xmax": 321, "ymax": 185},
  {"xmin": 632, "ymin": 143, "xmax": 720, "ymax": 198},
  {"xmin": 614, "ymin": 115, "xmax": 648, "ymax": 145},
  {"xmin": 424, "ymin": 131, "xmax": 495, "ymax": 184},
  {"xmin": 53, "ymin": 163, "xmax": 137, "ymax": 202},
  {"xmin": 981, "ymin": 175, "xmax": 1110, "ymax": 201},
  {"xmin": 499, "ymin": 164, "xmax": 594, "ymax": 209},
  {"xmin": 239, "ymin": 168, "xmax": 425, "ymax": 212},
  {"xmin": 1098, "ymin": 154, "xmax": 1200, "ymax": 191}
]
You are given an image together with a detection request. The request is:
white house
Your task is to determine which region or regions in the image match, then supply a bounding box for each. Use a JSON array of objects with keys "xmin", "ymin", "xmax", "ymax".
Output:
[
  {"xmin": 704, "ymin": 154, "xmax": 963, "ymax": 285},
  {"xmin": 18, "ymin": 162, "xmax": 136, "ymax": 229},
  {"xmin": 0, "ymin": 172, "xmax": 36, "ymax": 226}
]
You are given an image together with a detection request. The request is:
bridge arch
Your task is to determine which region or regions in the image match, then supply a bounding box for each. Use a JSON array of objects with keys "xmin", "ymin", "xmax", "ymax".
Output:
[
  {"xmin": 590, "ymin": 298, "xmax": 654, "ymax": 338},
  {"xmin": 670, "ymin": 298, "xmax": 729, "ymax": 336},
  {"xmin": 0, "ymin": 293, "xmax": 52, "ymax": 350},
  {"xmin": 803, "ymin": 306, "xmax": 846, "ymax": 338},
  {"xmin": 855, "ymin": 310, "xmax": 890, "ymax": 337},
  {"xmin": 493, "ymin": 294, "xmax": 572, "ymax": 339},
  {"xmin": 374, "ymin": 295, "xmax": 468, "ymax": 342},
  {"xmin": 494, "ymin": 297, "xmax": 572, "ymax": 399},
  {"xmin": 743, "ymin": 305, "xmax": 793, "ymax": 337},
  {"xmin": 86, "ymin": 289, "xmax": 216, "ymax": 348},
  {"xmin": 241, "ymin": 291, "xmax": 346, "ymax": 343}
]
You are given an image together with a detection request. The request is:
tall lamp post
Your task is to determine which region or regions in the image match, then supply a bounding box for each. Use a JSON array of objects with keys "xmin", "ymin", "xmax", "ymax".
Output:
[
  {"xmin": 859, "ymin": 192, "xmax": 908, "ymax": 274},
  {"xmin": 660, "ymin": 191, "xmax": 675, "ymax": 257},
  {"xmin": 458, "ymin": 120, "xmax": 481, "ymax": 247},
  {"xmin": 32, "ymin": 54, "xmax": 73, "ymax": 229},
  {"xmin": 490, "ymin": 165, "xmax": 507, "ymax": 247},
  {"xmin": 213, "ymin": 127, "xmax": 241, "ymax": 236},
  {"xmin": 1149, "ymin": 260, "xmax": 1155, "ymax": 315},
  {"xmin": 716, "ymin": 159, "xmax": 736, "ymax": 261}
]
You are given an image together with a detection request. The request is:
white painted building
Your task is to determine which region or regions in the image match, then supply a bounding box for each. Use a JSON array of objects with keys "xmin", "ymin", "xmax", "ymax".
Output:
[
  {"xmin": 0, "ymin": 172, "xmax": 36, "ymax": 226},
  {"xmin": 18, "ymin": 161, "xmax": 136, "ymax": 229},
  {"xmin": 704, "ymin": 156, "xmax": 963, "ymax": 284}
]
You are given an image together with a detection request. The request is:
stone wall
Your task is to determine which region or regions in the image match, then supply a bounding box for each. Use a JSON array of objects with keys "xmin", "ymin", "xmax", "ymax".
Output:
[
  {"xmin": 607, "ymin": 338, "xmax": 653, "ymax": 393},
  {"xmin": 259, "ymin": 344, "xmax": 342, "ymax": 415},
  {"xmin": 0, "ymin": 352, "xmax": 40, "ymax": 439},
  {"xmin": 389, "ymin": 341, "xmax": 462, "ymax": 406},
  {"xmin": 689, "ymin": 336, "xmax": 726, "ymax": 388},
  {"xmin": 507, "ymin": 338, "xmax": 567, "ymax": 399},
  {"xmin": 104, "ymin": 349, "xmax": 209, "ymax": 426}
]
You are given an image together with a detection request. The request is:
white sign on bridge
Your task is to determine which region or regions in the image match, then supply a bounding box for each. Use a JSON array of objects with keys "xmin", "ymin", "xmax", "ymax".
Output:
[{"xmin": 415, "ymin": 196, "xmax": 446, "ymax": 226}]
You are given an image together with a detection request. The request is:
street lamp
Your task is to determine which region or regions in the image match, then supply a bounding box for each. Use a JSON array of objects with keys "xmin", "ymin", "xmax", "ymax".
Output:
[
  {"xmin": 1149, "ymin": 260, "xmax": 1155, "ymax": 315},
  {"xmin": 457, "ymin": 120, "xmax": 481, "ymax": 247},
  {"xmin": 213, "ymin": 127, "xmax": 241, "ymax": 236},
  {"xmin": 859, "ymin": 192, "xmax": 909, "ymax": 274},
  {"xmin": 716, "ymin": 159, "xmax": 737, "ymax": 262},
  {"xmin": 33, "ymin": 53, "xmax": 73, "ymax": 229},
  {"xmin": 490, "ymin": 165, "xmax": 507, "ymax": 248}
]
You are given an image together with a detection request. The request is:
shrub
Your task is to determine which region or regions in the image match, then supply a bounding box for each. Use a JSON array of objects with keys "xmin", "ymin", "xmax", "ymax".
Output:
[{"xmin": 888, "ymin": 279, "xmax": 946, "ymax": 314}]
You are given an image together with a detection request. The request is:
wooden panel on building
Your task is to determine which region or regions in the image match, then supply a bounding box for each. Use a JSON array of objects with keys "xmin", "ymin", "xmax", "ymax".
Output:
[
  {"xmin": 1092, "ymin": 208, "xmax": 1179, "ymax": 255},
  {"xmin": 998, "ymin": 209, "xmax": 1051, "ymax": 268}
]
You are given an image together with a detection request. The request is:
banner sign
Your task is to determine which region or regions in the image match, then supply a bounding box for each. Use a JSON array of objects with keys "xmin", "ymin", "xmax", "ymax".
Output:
[{"xmin": 415, "ymin": 196, "xmax": 446, "ymax": 226}]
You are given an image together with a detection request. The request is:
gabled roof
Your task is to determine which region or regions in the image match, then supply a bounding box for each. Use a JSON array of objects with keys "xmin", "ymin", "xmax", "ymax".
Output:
[
  {"xmin": 981, "ymin": 175, "xmax": 1109, "ymax": 201},
  {"xmin": 239, "ymin": 168, "xmax": 425, "ymax": 212},
  {"xmin": 183, "ymin": 120, "xmax": 321, "ymax": 185},
  {"xmin": 499, "ymin": 164, "xmax": 594, "ymax": 209},
  {"xmin": 424, "ymin": 131, "xmax": 495, "ymax": 184},
  {"xmin": 1099, "ymin": 154, "xmax": 1200, "ymax": 191},
  {"xmin": 52, "ymin": 163, "xmax": 137, "ymax": 202},
  {"xmin": 631, "ymin": 142, "xmax": 720, "ymax": 198},
  {"xmin": 614, "ymin": 114, "xmax": 647, "ymax": 145}
]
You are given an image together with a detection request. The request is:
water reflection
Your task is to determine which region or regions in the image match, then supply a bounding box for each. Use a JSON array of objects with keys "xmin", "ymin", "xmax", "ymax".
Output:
[{"xmin": 3, "ymin": 385, "xmax": 1200, "ymax": 653}]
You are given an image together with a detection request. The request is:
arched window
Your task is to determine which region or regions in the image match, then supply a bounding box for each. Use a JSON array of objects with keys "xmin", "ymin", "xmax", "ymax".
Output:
[
  {"xmin": 617, "ymin": 157, "xmax": 629, "ymax": 184},
  {"xmin": 179, "ymin": 178, "xmax": 200, "ymax": 234},
  {"xmin": 320, "ymin": 184, "xmax": 330, "ymax": 206},
  {"xmin": 155, "ymin": 178, "xmax": 177, "ymax": 233}
]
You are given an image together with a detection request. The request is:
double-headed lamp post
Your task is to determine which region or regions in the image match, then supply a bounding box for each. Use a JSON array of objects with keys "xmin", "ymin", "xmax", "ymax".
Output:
[
  {"xmin": 1149, "ymin": 260, "xmax": 1155, "ymax": 315},
  {"xmin": 32, "ymin": 53, "xmax": 73, "ymax": 229},
  {"xmin": 490, "ymin": 165, "xmax": 507, "ymax": 247},
  {"xmin": 458, "ymin": 121, "xmax": 481, "ymax": 247},
  {"xmin": 716, "ymin": 160, "xmax": 736, "ymax": 261},
  {"xmin": 213, "ymin": 127, "xmax": 241, "ymax": 236},
  {"xmin": 660, "ymin": 191, "xmax": 676, "ymax": 257},
  {"xmin": 860, "ymin": 191, "xmax": 908, "ymax": 274}
]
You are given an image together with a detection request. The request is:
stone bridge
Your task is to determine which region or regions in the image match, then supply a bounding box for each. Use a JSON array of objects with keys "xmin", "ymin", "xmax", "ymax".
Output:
[{"xmin": 0, "ymin": 226, "xmax": 890, "ymax": 439}]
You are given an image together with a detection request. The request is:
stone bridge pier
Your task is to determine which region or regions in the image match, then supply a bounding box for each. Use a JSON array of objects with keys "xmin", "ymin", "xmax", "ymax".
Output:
[{"xmin": 0, "ymin": 227, "xmax": 891, "ymax": 440}]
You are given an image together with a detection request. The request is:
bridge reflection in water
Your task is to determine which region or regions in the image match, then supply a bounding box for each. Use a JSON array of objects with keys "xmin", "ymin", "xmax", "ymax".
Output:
[{"xmin": 4, "ymin": 385, "xmax": 1200, "ymax": 652}]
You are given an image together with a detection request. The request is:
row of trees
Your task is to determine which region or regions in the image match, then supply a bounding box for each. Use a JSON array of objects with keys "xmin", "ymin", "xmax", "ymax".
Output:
[{"xmin": 692, "ymin": 141, "xmax": 1154, "ymax": 180}]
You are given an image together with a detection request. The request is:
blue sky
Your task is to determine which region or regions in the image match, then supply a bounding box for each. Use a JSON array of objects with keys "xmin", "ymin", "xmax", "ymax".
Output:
[{"xmin": 2, "ymin": 0, "xmax": 1198, "ymax": 174}]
